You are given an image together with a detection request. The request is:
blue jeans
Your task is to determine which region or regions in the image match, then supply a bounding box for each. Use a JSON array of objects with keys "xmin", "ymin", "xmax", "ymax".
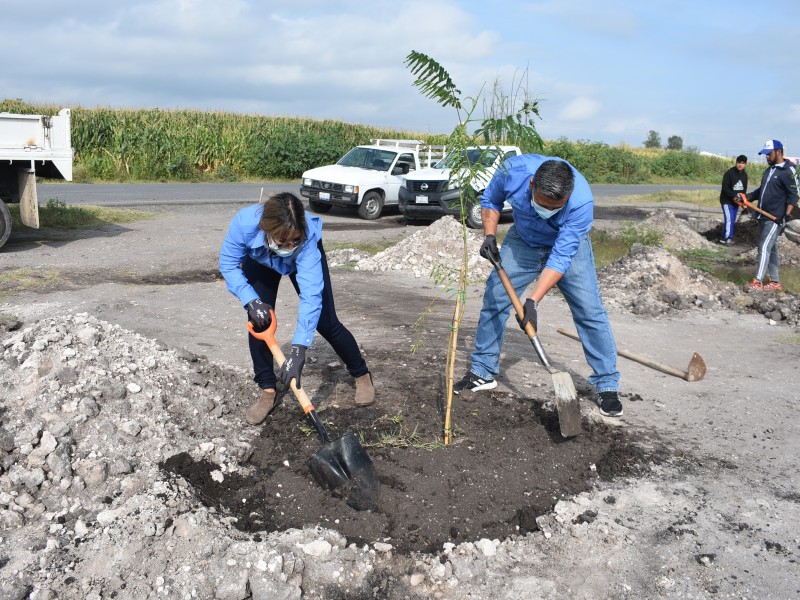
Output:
[{"xmin": 469, "ymin": 226, "xmax": 620, "ymax": 393}]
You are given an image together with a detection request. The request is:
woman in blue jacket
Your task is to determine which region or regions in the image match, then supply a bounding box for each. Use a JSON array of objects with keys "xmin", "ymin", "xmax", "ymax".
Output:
[{"xmin": 219, "ymin": 192, "xmax": 375, "ymax": 425}]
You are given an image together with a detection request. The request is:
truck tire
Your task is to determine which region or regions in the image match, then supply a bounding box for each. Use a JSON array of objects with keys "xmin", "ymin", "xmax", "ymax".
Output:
[
  {"xmin": 465, "ymin": 202, "xmax": 483, "ymax": 229},
  {"xmin": 309, "ymin": 199, "xmax": 332, "ymax": 214},
  {"xmin": 358, "ymin": 191, "xmax": 384, "ymax": 220},
  {"xmin": 0, "ymin": 201, "xmax": 11, "ymax": 249}
]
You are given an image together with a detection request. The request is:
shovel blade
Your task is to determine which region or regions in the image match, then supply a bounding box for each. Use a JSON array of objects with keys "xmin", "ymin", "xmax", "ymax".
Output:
[
  {"xmin": 551, "ymin": 371, "xmax": 583, "ymax": 438},
  {"xmin": 686, "ymin": 352, "xmax": 707, "ymax": 382},
  {"xmin": 308, "ymin": 431, "xmax": 378, "ymax": 492}
]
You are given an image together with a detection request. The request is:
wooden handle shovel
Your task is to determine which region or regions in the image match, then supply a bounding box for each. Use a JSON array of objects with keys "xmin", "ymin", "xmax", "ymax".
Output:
[
  {"xmin": 247, "ymin": 311, "xmax": 379, "ymax": 497},
  {"xmin": 733, "ymin": 193, "xmax": 778, "ymax": 222},
  {"xmin": 556, "ymin": 328, "xmax": 707, "ymax": 382}
]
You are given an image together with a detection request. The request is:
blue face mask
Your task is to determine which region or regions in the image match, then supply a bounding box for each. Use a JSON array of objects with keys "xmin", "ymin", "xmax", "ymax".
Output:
[{"xmin": 531, "ymin": 197, "xmax": 564, "ymax": 219}]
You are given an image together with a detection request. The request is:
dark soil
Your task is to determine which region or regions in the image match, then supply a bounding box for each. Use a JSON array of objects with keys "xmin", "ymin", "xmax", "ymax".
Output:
[{"xmin": 162, "ymin": 348, "xmax": 657, "ymax": 554}]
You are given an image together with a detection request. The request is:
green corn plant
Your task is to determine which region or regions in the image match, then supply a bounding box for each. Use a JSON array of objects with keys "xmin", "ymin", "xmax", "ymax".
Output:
[{"xmin": 405, "ymin": 50, "xmax": 543, "ymax": 445}]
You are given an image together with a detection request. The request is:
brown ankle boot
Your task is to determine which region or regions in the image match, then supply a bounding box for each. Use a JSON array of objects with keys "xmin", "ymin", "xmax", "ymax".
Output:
[
  {"xmin": 245, "ymin": 388, "xmax": 276, "ymax": 425},
  {"xmin": 354, "ymin": 372, "xmax": 375, "ymax": 407}
]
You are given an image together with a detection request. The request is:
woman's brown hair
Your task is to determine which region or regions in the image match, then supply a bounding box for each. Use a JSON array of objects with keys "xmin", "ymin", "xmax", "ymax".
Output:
[{"xmin": 259, "ymin": 192, "xmax": 307, "ymax": 243}]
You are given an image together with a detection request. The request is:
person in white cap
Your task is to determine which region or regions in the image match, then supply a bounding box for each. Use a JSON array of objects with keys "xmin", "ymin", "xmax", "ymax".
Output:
[{"xmin": 744, "ymin": 140, "xmax": 799, "ymax": 291}]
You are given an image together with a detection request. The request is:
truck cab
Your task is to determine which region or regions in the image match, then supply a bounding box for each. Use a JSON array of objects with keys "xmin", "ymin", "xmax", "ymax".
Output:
[
  {"xmin": 398, "ymin": 145, "xmax": 521, "ymax": 228},
  {"xmin": 300, "ymin": 139, "xmax": 444, "ymax": 220}
]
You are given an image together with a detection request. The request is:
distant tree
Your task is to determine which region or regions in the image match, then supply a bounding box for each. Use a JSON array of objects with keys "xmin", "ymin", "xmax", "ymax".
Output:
[
  {"xmin": 667, "ymin": 135, "xmax": 683, "ymax": 151},
  {"xmin": 644, "ymin": 130, "xmax": 661, "ymax": 148}
]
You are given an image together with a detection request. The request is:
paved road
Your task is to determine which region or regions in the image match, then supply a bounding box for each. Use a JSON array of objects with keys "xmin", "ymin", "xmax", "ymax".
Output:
[
  {"xmin": 38, "ymin": 182, "xmax": 717, "ymax": 207},
  {"xmin": 32, "ymin": 181, "xmax": 719, "ymax": 234}
]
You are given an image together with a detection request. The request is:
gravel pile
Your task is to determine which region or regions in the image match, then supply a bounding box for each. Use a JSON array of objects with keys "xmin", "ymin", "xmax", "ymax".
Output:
[
  {"xmin": 0, "ymin": 313, "xmax": 668, "ymax": 599},
  {"xmin": 330, "ymin": 216, "xmax": 491, "ymax": 282}
]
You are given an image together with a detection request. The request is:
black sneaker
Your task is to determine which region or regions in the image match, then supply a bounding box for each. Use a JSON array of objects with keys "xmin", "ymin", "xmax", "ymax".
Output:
[
  {"xmin": 453, "ymin": 372, "xmax": 497, "ymax": 394},
  {"xmin": 597, "ymin": 391, "xmax": 623, "ymax": 417}
]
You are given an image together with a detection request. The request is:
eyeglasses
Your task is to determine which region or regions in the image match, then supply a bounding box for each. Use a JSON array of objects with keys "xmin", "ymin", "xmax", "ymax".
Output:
[{"xmin": 270, "ymin": 235, "xmax": 302, "ymax": 250}]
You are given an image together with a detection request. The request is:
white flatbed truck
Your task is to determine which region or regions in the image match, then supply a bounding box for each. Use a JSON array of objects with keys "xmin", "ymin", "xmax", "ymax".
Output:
[{"xmin": 0, "ymin": 108, "xmax": 74, "ymax": 248}]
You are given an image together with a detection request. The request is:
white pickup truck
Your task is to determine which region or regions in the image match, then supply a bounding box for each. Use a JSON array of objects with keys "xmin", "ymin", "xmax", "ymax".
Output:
[
  {"xmin": 398, "ymin": 145, "xmax": 522, "ymax": 228},
  {"xmin": 299, "ymin": 139, "xmax": 445, "ymax": 220},
  {"xmin": 0, "ymin": 108, "xmax": 74, "ymax": 248}
]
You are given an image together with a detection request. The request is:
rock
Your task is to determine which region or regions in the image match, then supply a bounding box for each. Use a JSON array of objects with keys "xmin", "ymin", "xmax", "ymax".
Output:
[
  {"xmin": 76, "ymin": 459, "xmax": 108, "ymax": 486},
  {"xmin": 46, "ymin": 447, "xmax": 73, "ymax": 479},
  {"xmin": 299, "ymin": 539, "xmax": 332, "ymax": 557},
  {"xmin": 475, "ymin": 538, "xmax": 497, "ymax": 557},
  {"xmin": 26, "ymin": 431, "xmax": 58, "ymax": 467},
  {"xmin": 249, "ymin": 576, "xmax": 302, "ymax": 600}
]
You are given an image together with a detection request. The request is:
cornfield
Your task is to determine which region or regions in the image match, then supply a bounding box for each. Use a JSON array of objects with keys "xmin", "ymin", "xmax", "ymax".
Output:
[{"xmin": 1, "ymin": 99, "xmax": 731, "ymax": 184}]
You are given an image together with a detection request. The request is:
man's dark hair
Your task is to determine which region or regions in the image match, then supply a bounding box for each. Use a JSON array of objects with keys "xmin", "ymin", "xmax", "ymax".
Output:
[
  {"xmin": 259, "ymin": 192, "xmax": 307, "ymax": 241},
  {"xmin": 532, "ymin": 160, "xmax": 575, "ymax": 202},
  {"xmin": 736, "ymin": 155, "xmax": 748, "ymax": 163}
]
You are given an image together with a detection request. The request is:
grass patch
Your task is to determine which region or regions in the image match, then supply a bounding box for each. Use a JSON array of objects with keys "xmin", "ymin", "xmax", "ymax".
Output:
[
  {"xmin": 0, "ymin": 268, "xmax": 67, "ymax": 299},
  {"xmin": 325, "ymin": 237, "xmax": 402, "ymax": 255},
  {"xmin": 591, "ymin": 224, "xmax": 664, "ymax": 268},
  {"xmin": 10, "ymin": 199, "xmax": 155, "ymax": 230},
  {"xmin": 615, "ymin": 189, "xmax": 719, "ymax": 208},
  {"xmin": 675, "ymin": 247, "xmax": 731, "ymax": 273},
  {"xmin": 361, "ymin": 412, "xmax": 445, "ymax": 451}
]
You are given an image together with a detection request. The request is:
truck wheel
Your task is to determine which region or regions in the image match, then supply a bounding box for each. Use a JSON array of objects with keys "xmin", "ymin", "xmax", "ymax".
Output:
[
  {"xmin": 0, "ymin": 202, "xmax": 11, "ymax": 249},
  {"xmin": 358, "ymin": 191, "xmax": 384, "ymax": 220},
  {"xmin": 465, "ymin": 203, "xmax": 483, "ymax": 229},
  {"xmin": 309, "ymin": 199, "xmax": 332, "ymax": 214}
]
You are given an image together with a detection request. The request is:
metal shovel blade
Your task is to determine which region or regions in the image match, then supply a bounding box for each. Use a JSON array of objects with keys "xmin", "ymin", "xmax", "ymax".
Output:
[
  {"xmin": 308, "ymin": 431, "xmax": 378, "ymax": 492},
  {"xmin": 551, "ymin": 371, "xmax": 582, "ymax": 438},
  {"xmin": 686, "ymin": 352, "xmax": 707, "ymax": 382}
]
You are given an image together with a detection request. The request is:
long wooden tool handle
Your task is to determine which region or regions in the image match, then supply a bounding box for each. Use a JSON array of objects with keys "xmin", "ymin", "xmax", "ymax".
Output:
[
  {"xmin": 490, "ymin": 258, "xmax": 555, "ymax": 372},
  {"xmin": 494, "ymin": 263, "xmax": 539, "ymax": 340},
  {"xmin": 247, "ymin": 319, "xmax": 315, "ymax": 414},
  {"xmin": 556, "ymin": 328, "xmax": 689, "ymax": 380},
  {"xmin": 736, "ymin": 193, "xmax": 778, "ymax": 222}
]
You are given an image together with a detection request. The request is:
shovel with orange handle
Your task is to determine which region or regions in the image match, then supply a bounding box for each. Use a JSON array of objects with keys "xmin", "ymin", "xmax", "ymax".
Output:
[{"xmin": 247, "ymin": 310, "xmax": 379, "ymax": 496}]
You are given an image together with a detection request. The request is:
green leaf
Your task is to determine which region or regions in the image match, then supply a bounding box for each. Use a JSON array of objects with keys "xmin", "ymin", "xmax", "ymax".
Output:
[{"xmin": 404, "ymin": 51, "xmax": 463, "ymax": 110}]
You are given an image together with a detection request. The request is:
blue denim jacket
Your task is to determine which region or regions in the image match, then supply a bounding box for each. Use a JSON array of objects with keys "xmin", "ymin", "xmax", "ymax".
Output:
[
  {"xmin": 219, "ymin": 204, "xmax": 324, "ymax": 346},
  {"xmin": 480, "ymin": 154, "xmax": 593, "ymax": 274}
]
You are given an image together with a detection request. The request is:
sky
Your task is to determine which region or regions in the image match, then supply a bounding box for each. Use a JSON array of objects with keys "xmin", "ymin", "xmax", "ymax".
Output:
[{"xmin": 4, "ymin": 1, "xmax": 799, "ymax": 161}]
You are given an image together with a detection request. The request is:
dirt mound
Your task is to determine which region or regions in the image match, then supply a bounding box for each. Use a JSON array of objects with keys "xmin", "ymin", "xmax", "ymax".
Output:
[
  {"xmin": 599, "ymin": 244, "xmax": 800, "ymax": 327},
  {"xmin": 0, "ymin": 312, "xmax": 653, "ymax": 599},
  {"xmin": 641, "ymin": 209, "xmax": 716, "ymax": 251},
  {"xmin": 349, "ymin": 216, "xmax": 491, "ymax": 282}
]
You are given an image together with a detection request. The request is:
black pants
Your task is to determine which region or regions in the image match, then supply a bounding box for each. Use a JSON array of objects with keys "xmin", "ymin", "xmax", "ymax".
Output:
[{"xmin": 242, "ymin": 242, "xmax": 368, "ymax": 389}]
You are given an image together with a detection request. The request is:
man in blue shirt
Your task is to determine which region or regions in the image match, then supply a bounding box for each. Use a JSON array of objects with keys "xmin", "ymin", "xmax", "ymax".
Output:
[
  {"xmin": 219, "ymin": 192, "xmax": 375, "ymax": 425},
  {"xmin": 454, "ymin": 157, "xmax": 623, "ymax": 417}
]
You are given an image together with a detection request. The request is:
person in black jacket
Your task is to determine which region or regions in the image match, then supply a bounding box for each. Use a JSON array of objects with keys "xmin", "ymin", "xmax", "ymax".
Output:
[
  {"xmin": 718, "ymin": 155, "xmax": 748, "ymax": 244},
  {"xmin": 745, "ymin": 140, "xmax": 799, "ymax": 291}
]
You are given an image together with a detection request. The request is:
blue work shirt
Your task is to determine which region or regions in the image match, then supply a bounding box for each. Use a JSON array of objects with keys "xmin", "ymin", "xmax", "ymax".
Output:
[
  {"xmin": 480, "ymin": 154, "xmax": 594, "ymax": 274},
  {"xmin": 219, "ymin": 204, "xmax": 324, "ymax": 347}
]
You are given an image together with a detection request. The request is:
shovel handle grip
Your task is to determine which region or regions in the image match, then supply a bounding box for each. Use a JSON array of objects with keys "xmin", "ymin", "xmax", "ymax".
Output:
[{"xmin": 247, "ymin": 315, "xmax": 315, "ymax": 415}]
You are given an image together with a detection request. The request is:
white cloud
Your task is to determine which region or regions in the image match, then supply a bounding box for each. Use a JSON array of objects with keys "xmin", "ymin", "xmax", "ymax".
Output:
[{"xmin": 558, "ymin": 97, "xmax": 601, "ymax": 121}]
